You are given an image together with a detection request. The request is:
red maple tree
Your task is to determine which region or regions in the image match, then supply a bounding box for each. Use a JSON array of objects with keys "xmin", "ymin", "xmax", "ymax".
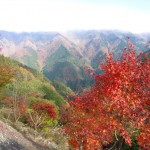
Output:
[
  {"xmin": 62, "ymin": 42, "xmax": 150, "ymax": 149},
  {"xmin": 26, "ymin": 100, "xmax": 56, "ymax": 130}
]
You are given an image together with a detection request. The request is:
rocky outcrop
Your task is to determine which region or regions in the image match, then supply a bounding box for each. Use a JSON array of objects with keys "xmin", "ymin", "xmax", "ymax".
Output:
[{"xmin": 0, "ymin": 121, "xmax": 49, "ymax": 150}]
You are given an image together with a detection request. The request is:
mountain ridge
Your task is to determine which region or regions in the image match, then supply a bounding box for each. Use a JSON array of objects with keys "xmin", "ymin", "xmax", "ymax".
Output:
[{"xmin": 0, "ymin": 30, "xmax": 149, "ymax": 91}]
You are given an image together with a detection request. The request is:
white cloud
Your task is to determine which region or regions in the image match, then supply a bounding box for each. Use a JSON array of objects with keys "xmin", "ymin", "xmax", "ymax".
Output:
[{"xmin": 0, "ymin": 0, "xmax": 149, "ymax": 33}]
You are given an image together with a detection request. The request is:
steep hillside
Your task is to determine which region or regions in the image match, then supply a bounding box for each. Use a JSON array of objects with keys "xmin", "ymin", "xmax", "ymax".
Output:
[
  {"xmin": 1, "ymin": 30, "xmax": 149, "ymax": 65},
  {"xmin": 43, "ymin": 45, "xmax": 92, "ymax": 91},
  {"xmin": 0, "ymin": 31, "xmax": 84, "ymax": 70},
  {"xmin": 0, "ymin": 55, "xmax": 69, "ymax": 106},
  {"xmin": 0, "ymin": 31, "xmax": 91, "ymax": 91},
  {"xmin": 0, "ymin": 30, "xmax": 149, "ymax": 91},
  {"xmin": 0, "ymin": 55, "xmax": 72, "ymax": 149},
  {"xmin": 64, "ymin": 30, "xmax": 148, "ymax": 68}
]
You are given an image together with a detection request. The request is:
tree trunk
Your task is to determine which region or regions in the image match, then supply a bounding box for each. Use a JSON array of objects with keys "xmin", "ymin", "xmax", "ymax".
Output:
[
  {"xmin": 118, "ymin": 137, "xmax": 123, "ymax": 150},
  {"xmin": 79, "ymin": 145, "xmax": 82, "ymax": 150}
]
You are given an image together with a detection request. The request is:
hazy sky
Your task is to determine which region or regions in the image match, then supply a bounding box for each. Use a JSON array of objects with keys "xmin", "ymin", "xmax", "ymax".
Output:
[{"xmin": 0, "ymin": 0, "xmax": 150, "ymax": 33}]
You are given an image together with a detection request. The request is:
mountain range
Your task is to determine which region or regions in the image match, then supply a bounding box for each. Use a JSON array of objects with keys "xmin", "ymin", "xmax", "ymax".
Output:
[{"xmin": 0, "ymin": 30, "xmax": 150, "ymax": 91}]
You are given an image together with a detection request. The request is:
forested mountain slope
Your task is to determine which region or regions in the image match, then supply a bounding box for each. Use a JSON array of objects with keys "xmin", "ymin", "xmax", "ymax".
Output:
[{"xmin": 0, "ymin": 30, "xmax": 149, "ymax": 91}]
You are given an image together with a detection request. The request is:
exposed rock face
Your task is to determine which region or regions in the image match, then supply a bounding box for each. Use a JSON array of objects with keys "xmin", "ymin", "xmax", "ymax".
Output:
[{"xmin": 0, "ymin": 121, "xmax": 48, "ymax": 150}]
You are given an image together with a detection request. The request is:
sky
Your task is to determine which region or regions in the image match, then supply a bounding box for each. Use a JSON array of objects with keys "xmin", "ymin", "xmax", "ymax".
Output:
[{"xmin": 0, "ymin": 0, "xmax": 150, "ymax": 33}]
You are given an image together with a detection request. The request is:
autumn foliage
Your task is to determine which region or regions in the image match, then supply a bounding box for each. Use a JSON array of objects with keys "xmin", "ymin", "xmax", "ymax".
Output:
[
  {"xmin": 26, "ymin": 98, "xmax": 56, "ymax": 130},
  {"xmin": 62, "ymin": 41, "xmax": 150, "ymax": 149},
  {"xmin": 3, "ymin": 96, "xmax": 27, "ymax": 122},
  {"xmin": 0, "ymin": 55, "xmax": 14, "ymax": 89}
]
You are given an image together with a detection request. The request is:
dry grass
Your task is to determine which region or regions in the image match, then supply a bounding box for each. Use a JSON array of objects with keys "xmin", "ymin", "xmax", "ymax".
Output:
[{"xmin": 0, "ymin": 107, "xmax": 69, "ymax": 150}]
